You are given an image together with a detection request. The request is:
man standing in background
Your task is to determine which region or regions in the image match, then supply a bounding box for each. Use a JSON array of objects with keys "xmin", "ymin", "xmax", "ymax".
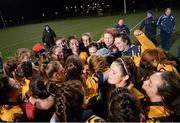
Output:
[
  {"xmin": 157, "ymin": 8, "xmax": 175, "ymax": 52},
  {"xmin": 140, "ymin": 10, "xmax": 158, "ymax": 45}
]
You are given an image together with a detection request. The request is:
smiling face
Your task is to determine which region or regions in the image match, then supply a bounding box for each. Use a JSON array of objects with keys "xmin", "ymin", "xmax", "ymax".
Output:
[
  {"xmin": 69, "ymin": 39, "xmax": 79, "ymax": 53},
  {"xmin": 103, "ymin": 33, "xmax": 114, "ymax": 48},
  {"xmin": 82, "ymin": 35, "xmax": 90, "ymax": 47},
  {"xmin": 88, "ymin": 46, "xmax": 97, "ymax": 56},
  {"xmin": 114, "ymin": 37, "xmax": 128, "ymax": 52},
  {"xmin": 142, "ymin": 73, "xmax": 163, "ymax": 101},
  {"xmin": 53, "ymin": 48, "xmax": 67, "ymax": 60},
  {"xmin": 55, "ymin": 39, "xmax": 65, "ymax": 48}
]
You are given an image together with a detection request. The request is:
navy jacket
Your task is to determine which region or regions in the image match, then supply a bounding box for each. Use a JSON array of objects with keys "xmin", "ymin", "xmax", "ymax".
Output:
[
  {"xmin": 157, "ymin": 14, "xmax": 175, "ymax": 33},
  {"xmin": 116, "ymin": 24, "xmax": 130, "ymax": 35},
  {"xmin": 140, "ymin": 16, "xmax": 157, "ymax": 37}
]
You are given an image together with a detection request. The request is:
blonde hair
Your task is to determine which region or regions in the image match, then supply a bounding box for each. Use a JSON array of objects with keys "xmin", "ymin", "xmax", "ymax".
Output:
[
  {"xmin": 45, "ymin": 61, "xmax": 64, "ymax": 79},
  {"xmin": 15, "ymin": 48, "xmax": 32, "ymax": 62},
  {"xmin": 81, "ymin": 32, "xmax": 92, "ymax": 41}
]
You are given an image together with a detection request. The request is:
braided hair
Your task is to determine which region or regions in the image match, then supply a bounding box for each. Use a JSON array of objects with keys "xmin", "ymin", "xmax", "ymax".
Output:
[
  {"xmin": 64, "ymin": 55, "xmax": 83, "ymax": 81},
  {"xmin": 48, "ymin": 80, "xmax": 84, "ymax": 122},
  {"xmin": 108, "ymin": 87, "xmax": 143, "ymax": 122}
]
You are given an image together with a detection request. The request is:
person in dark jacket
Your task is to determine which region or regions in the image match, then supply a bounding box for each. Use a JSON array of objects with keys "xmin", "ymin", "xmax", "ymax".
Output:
[
  {"xmin": 140, "ymin": 10, "xmax": 158, "ymax": 45},
  {"xmin": 116, "ymin": 19, "xmax": 130, "ymax": 35},
  {"xmin": 157, "ymin": 8, "xmax": 175, "ymax": 52},
  {"xmin": 42, "ymin": 24, "xmax": 57, "ymax": 50}
]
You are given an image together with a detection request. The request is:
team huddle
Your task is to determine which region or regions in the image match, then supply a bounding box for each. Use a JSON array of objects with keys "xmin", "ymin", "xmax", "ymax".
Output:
[{"xmin": 0, "ymin": 8, "xmax": 180, "ymax": 122}]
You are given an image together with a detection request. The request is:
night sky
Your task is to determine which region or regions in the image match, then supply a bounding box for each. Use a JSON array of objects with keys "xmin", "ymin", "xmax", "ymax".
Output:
[
  {"xmin": 0, "ymin": 0, "xmax": 108, "ymax": 18},
  {"xmin": 0, "ymin": 0, "xmax": 180, "ymax": 25},
  {"xmin": 0, "ymin": 0, "xmax": 65, "ymax": 19}
]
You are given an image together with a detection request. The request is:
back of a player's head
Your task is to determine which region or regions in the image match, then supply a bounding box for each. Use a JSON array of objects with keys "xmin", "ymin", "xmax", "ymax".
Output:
[
  {"xmin": 30, "ymin": 75, "xmax": 50, "ymax": 99},
  {"xmin": 88, "ymin": 55, "xmax": 108, "ymax": 75},
  {"xmin": 15, "ymin": 61, "xmax": 32, "ymax": 78},
  {"xmin": 140, "ymin": 48, "xmax": 176, "ymax": 70},
  {"xmin": 15, "ymin": 48, "xmax": 32, "ymax": 62},
  {"xmin": 54, "ymin": 80, "xmax": 84, "ymax": 122},
  {"xmin": 3, "ymin": 57, "xmax": 18, "ymax": 78},
  {"xmin": 65, "ymin": 55, "xmax": 83, "ymax": 80},
  {"xmin": 108, "ymin": 87, "xmax": 142, "ymax": 122},
  {"xmin": 157, "ymin": 71, "xmax": 180, "ymax": 120}
]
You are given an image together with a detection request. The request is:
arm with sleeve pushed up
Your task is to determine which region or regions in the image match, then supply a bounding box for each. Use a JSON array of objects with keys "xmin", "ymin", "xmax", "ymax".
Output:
[{"xmin": 134, "ymin": 30, "xmax": 156, "ymax": 52}]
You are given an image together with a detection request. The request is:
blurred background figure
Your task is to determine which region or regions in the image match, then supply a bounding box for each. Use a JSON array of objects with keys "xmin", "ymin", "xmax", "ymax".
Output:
[
  {"xmin": 157, "ymin": 8, "xmax": 175, "ymax": 52},
  {"xmin": 42, "ymin": 24, "xmax": 57, "ymax": 50},
  {"xmin": 139, "ymin": 10, "xmax": 158, "ymax": 45},
  {"xmin": 116, "ymin": 19, "xmax": 130, "ymax": 35}
]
